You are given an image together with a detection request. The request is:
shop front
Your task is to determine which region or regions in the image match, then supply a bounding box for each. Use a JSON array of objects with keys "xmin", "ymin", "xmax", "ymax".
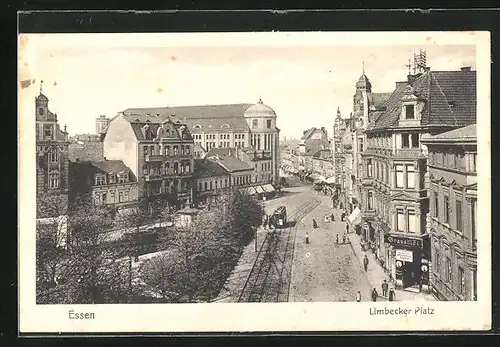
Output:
[{"xmin": 384, "ymin": 234, "xmax": 430, "ymax": 289}]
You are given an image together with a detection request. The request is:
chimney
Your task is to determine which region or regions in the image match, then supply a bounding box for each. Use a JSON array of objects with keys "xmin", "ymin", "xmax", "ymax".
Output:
[{"xmin": 461, "ymin": 66, "xmax": 471, "ymax": 71}]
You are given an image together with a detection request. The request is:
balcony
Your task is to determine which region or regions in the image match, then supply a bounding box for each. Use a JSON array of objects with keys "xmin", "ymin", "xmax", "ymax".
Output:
[
  {"xmin": 394, "ymin": 148, "xmax": 423, "ymax": 158},
  {"xmin": 364, "ymin": 148, "xmax": 393, "ymax": 156},
  {"xmin": 144, "ymin": 174, "xmax": 163, "ymax": 181},
  {"xmin": 145, "ymin": 154, "xmax": 165, "ymax": 162}
]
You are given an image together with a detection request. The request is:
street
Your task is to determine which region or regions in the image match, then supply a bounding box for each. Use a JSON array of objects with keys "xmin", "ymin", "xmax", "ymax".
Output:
[{"xmin": 289, "ymin": 186, "xmax": 372, "ymax": 302}]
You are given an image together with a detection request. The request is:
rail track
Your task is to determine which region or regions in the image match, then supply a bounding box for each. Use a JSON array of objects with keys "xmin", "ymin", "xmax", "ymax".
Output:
[{"xmin": 237, "ymin": 199, "xmax": 321, "ymax": 303}]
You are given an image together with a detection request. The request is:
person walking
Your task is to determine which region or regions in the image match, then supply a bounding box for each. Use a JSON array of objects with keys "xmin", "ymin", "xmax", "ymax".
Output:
[
  {"xmin": 263, "ymin": 214, "xmax": 268, "ymax": 230},
  {"xmin": 356, "ymin": 291, "xmax": 361, "ymax": 302},
  {"xmin": 371, "ymin": 288, "xmax": 378, "ymax": 302},
  {"xmin": 305, "ymin": 231, "xmax": 310, "ymax": 244},
  {"xmin": 331, "ymin": 213, "xmax": 335, "ymax": 222},
  {"xmin": 345, "ymin": 223, "xmax": 349, "ymax": 234},
  {"xmin": 312, "ymin": 219, "xmax": 318, "ymax": 229},
  {"xmin": 381, "ymin": 279, "xmax": 389, "ymax": 297},
  {"xmin": 342, "ymin": 232, "xmax": 346, "ymax": 244},
  {"xmin": 336, "ymin": 234, "xmax": 339, "ymax": 245},
  {"xmin": 363, "ymin": 254, "xmax": 369, "ymax": 272},
  {"xmin": 388, "ymin": 284, "xmax": 396, "ymax": 301}
]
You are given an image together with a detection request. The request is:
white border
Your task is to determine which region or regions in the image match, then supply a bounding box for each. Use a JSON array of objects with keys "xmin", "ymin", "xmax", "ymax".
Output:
[{"xmin": 19, "ymin": 31, "xmax": 491, "ymax": 333}]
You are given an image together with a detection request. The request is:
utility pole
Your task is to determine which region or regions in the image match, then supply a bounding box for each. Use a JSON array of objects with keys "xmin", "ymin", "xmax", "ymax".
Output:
[{"xmin": 255, "ymin": 227, "xmax": 258, "ymax": 252}]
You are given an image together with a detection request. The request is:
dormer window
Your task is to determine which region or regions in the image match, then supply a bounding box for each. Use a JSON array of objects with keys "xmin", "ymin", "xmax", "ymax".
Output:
[
  {"xmin": 118, "ymin": 172, "xmax": 128, "ymax": 183},
  {"xmin": 108, "ymin": 173, "xmax": 116, "ymax": 184},
  {"xmin": 405, "ymin": 104, "xmax": 415, "ymax": 119},
  {"xmin": 95, "ymin": 174, "xmax": 106, "ymax": 186}
]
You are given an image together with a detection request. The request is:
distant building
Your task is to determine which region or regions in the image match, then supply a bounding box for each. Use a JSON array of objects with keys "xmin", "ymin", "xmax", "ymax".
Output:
[
  {"xmin": 35, "ymin": 86, "xmax": 70, "ymax": 247},
  {"xmin": 298, "ymin": 127, "xmax": 329, "ymax": 179},
  {"xmin": 421, "ymin": 124, "xmax": 477, "ymax": 301},
  {"xmin": 124, "ymin": 98, "xmax": 280, "ymax": 185},
  {"xmin": 311, "ymin": 149, "xmax": 334, "ymax": 181},
  {"xmin": 68, "ymin": 134, "xmax": 104, "ymax": 162},
  {"xmin": 103, "ymin": 114, "xmax": 195, "ymax": 210},
  {"xmin": 193, "ymin": 158, "xmax": 231, "ymax": 206},
  {"xmin": 69, "ymin": 159, "xmax": 138, "ymax": 212},
  {"xmin": 96, "ymin": 115, "xmax": 111, "ymax": 134}
]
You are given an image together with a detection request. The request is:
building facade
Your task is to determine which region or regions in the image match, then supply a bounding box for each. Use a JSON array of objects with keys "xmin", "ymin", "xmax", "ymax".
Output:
[
  {"xmin": 124, "ymin": 98, "xmax": 280, "ymax": 186},
  {"xmin": 193, "ymin": 158, "xmax": 231, "ymax": 207},
  {"xmin": 311, "ymin": 149, "xmax": 335, "ymax": 180},
  {"xmin": 358, "ymin": 66, "xmax": 476, "ymax": 290},
  {"xmin": 68, "ymin": 134, "xmax": 104, "ymax": 162},
  {"xmin": 35, "ymin": 88, "xmax": 70, "ymax": 247},
  {"xmin": 103, "ymin": 114, "xmax": 195, "ymax": 210},
  {"xmin": 69, "ymin": 160, "xmax": 138, "ymax": 212},
  {"xmin": 421, "ymin": 124, "xmax": 477, "ymax": 301}
]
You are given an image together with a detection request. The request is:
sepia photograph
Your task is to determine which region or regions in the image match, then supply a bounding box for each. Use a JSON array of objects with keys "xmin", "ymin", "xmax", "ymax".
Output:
[{"xmin": 18, "ymin": 29, "xmax": 491, "ymax": 333}]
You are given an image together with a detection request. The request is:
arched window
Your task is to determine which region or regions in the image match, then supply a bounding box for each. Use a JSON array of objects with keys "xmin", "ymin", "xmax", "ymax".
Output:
[
  {"xmin": 180, "ymin": 145, "xmax": 184, "ymax": 155},
  {"xmin": 173, "ymin": 162, "xmax": 179, "ymax": 174},
  {"xmin": 173, "ymin": 146, "xmax": 178, "ymax": 156},
  {"xmin": 48, "ymin": 147, "xmax": 59, "ymax": 163}
]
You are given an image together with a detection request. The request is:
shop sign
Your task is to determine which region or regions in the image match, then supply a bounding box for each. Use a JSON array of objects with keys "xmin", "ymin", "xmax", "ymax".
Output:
[
  {"xmin": 384, "ymin": 235, "xmax": 422, "ymax": 249},
  {"xmin": 395, "ymin": 249, "xmax": 413, "ymax": 262}
]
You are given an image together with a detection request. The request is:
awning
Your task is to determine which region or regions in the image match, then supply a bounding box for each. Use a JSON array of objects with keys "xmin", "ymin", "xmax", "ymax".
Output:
[
  {"xmin": 254, "ymin": 185, "xmax": 265, "ymax": 194},
  {"xmin": 239, "ymin": 187, "xmax": 256, "ymax": 195},
  {"xmin": 347, "ymin": 207, "xmax": 362, "ymax": 226},
  {"xmin": 261, "ymin": 184, "xmax": 275, "ymax": 193},
  {"xmin": 325, "ymin": 176, "xmax": 336, "ymax": 184}
]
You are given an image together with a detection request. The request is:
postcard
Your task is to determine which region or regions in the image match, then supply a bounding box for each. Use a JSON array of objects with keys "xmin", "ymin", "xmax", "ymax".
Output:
[{"xmin": 18, "ymin": 29, "xmax": 491, "ymax": 333}]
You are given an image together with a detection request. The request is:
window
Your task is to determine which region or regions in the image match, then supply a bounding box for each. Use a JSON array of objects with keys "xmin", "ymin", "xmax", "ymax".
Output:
[
  {"xmin": 455, "ymin": 199, "xmax": 462, "ymax": 232},
  {"xmin": 444, "ymin": 196, "xmax": 450, "ymax": 224},
  {"xmin": 471, "ymin": 153, "xmax": 477, "ymax": 172},
  {"xmin": 198, "ymin": 182, "xmax": 202, "ymax": 191},
  {"xmin": 402, "ymin": 134, "xmax": 410, "ymax": 148},
  {"xmin": 48, "ymin": 171, "xmax": 60, "ymax": 189},
  {"xmin": 252, "ymin": 119, "xmax": 258, "ymax": 129},
  {"xmin": 395, "ymin": 165, "xmax": 404, "ymax": 188},
  {"xmin": 38, "ymin": 107, "xmax": 44, "ymax": 116},
  {"xmin": 209, "ymin": 181, "xmax": 213, "ymax": 190},
  {"xmin": 43, "ymin": 124, "xmax": 54, "ymax": 139},
  {"xmin": 366, "ymin": 159, "xmax": 373, "ymax": 177},
  {"xmin": 266, "ymin": 119, "xmax": 272, "ymax": 128},
  {"xmin": 406, "ymin": 164, "xmax": 415, "ymax": 188},
  {"xmin": 173, "ymin": 146, "xmax": 178, "ymax": 155},
  {"xmin": 185, "ymin": 145, "xmax": 190, "ymax": 154},
  {"xmin": 143, "ymin": 146, "xmax": 149, "ymax": 156},
  {"xmin": 95, "ymin": 175, "xmax": 106, "ymax": 185},
  {"xmin": 411, "ymin": 133, "xmax": 419, "ymax": 148},
  {"xmin": 204, "ymin": 182, "xmax": 208, "ymax": 190},
  {"xmin": 215, "ymin": 180, "xmax": 218, "ymax": 189},
  {"xmin": 173, "ymin": 162, "xmax": 179, "ymax": 174},
  {"xmin": 124, "ymin": 190, "xmax": 129, "ymax": 201},
  {"xmin": 407, "ymin": 210, "xmax": 417, "ymax": 233},
  {"xmin": 459, "ymin": 266, "xmax": 465, "ymax": 294},
  {"xmin": 405, "ymin": 104, "xmax": 415, "ymax": 119},
  {"xmin": 110, "ymin": 191, "xmax": 116, "ymax": 203},
  {"xmin": 472, "ymin": 270, "xmax": 477, "ymax": 300},
  {"xmin": 142, "ymin": 165, "xmax": 148, "ymax": 175},
  {"xmin": 165, "ymin": 146, "xmax": 170, "ymax": 156},
  {"xmin": 446, "ymin": 256, "xmax": 452, "ymax": 283},
  {"xmin": 185, "ymin": 164, "xmax": 190, "ymax": 173},
  {"xmin": 434, "ymin": 191, "xmax": 439, "ymax": 218},
  {"xmin": 102, "ymin": 193, "xmax": 107, "ymax": 204},
  {"xmin": 225, "ymin": 178, "xmax": 228, "ymax": 187},
  {"xmin": 471, "ymin": 200, "xmax": 477, "ymax": 247},
  {"xmin": 367, "ymin": 191, "xmax": 374, "ymax": 210},
  {"xmin": 48, "ymin": 148, "xmax": 59, "ymax": 163},
  {"xmin": 396, "ymin": 208, "xmax": 405, "ymax": 232},
  {"xmin": 119, "ymin": 192, "xmax": 123, "ymax": 202},
  {"xmin": 435, "ymin": 251, "xmax": 441, "ymax": 275}
]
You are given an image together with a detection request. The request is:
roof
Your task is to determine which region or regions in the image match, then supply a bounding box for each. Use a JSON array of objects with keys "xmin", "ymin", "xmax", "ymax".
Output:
[
  {"xmin": 124, "ymin": 104, "xmax": 252, "ymax": 133},
  {"xmin": 369, "ymin": 70, "xmax": 476, "ymax": 131},
  {"xmin": 356, "ymin": 73, "xmax": 372, "ymax": 89},
  {"xmin": 301, "ymin": 127, "xmax": 327, "ymax": 140},
  {"xmin": 194, "ymin": 159, "xmax": 229, "ymax": 178},
  {"xmin": 121, "ymin": 115, "xmax": 192, "ymax": 141},
  {"xmin": 207, "ymin": 154, "xmax": 252, "ymax": 173},
  {"xmin": 421, "ymin": 124, "xmax": 477, "ymax": 143},
  {"xmin": 312, "ymin": 149, "xmax": 333, "ymax": 160},
  {"xmin": 371, "ymin": 92, "xmax": 392, "ymax": 106},
  {"xmin": 205, "ymin": 147, "xmax": 234, "ymax": 157},
  {"xmin": 90, "ymin": 160, "xmax": 131, "ymax": 174},
  {"xmin": 244, "ymin": 99, "xmax": 276, "ymax": 117}
]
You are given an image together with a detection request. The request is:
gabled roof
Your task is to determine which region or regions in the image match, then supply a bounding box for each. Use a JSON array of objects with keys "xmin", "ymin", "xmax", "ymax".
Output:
[
  {"xmin": 193, "ymin": 159, "xmax": 229, "ymax": 178},
  {"xmin": 371, "ymin": 92, "xmax": 392, "ymax": 107},
  {"xmin": 91, "ymin": 160, "xmax": 131, "ymax": 175},
  {"xmin": 124, "ymin": 104, "xmax": 252, "ymax": 133},
  {"xmin": 369, "ymin": 70, "xmax": 476, "ymax": 131}
]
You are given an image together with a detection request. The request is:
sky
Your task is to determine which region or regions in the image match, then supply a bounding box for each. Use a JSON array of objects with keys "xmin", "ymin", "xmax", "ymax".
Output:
[{"xmin": 19, "ymin": 33, "xmax": 477, "ymax": 139}]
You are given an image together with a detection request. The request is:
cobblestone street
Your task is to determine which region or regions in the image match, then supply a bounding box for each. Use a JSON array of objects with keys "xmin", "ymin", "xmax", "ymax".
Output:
[{"xmin": 290, "ymin": 189, "xmax": 372, "ymax": 302}]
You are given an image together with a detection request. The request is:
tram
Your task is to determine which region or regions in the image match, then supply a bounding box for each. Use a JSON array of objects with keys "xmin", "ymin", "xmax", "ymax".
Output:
[{"xmin": 269, "ymin": 205, "xmax": 287, "ymax": 228}]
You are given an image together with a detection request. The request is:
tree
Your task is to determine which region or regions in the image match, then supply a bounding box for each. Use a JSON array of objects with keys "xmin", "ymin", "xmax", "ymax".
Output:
[{"xmin": 228, "ymin": 192, "xmax": 265, "ymax": 246}]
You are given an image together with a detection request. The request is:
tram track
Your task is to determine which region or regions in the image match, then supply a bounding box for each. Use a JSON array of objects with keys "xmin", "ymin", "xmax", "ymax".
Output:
[{"xmin": 237, "ymin": 199, "xmax": 321, "ymax": 303}]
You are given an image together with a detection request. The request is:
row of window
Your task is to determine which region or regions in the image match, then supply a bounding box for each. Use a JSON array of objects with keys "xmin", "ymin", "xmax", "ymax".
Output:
[
  {"xmin": 434, "ymin": 249, "xmax": 477, "ymax": 300},
  {"xmin": 143, "ymin": 161, "xmax": 191, "ymax": 176},
  {"xmin": 395, "ymin": 207, "xmax": 419, "ymax": 233},
  {"xmin": 256, "ymin": 161, "xmax": 272, "ymax": 171},
  {"xmin": 250, "ymin": 133, "xmax": 274, "ymax": 151},
  {"xmin": 145, "ymin": 180, "xmax": 189, "ymax": 196},
  {"xmin": 198, "ymin": 178, "xmax": 229, "ymax": 192},
  {"xmin": 252, "ymin": 119, "xmax": 273, "ymax": 129},
  {"xmin": 94, "ymin": 189, "xmax": 131, "ymax": 205},
  {"xmin": 401, "ymin": 133, "xmax": 420, "ymax": 149},
  {"xmin": 143, "ymin": 144, "xmax": 191, "ymax": 157},
  {"xmin": 428, "ymin": 151, "xmax": 476, "ymax": 172},
  {"xmin": 48, "ymin": 171, "xmax": 60, "ymax": 189},
  {"xmin": 94, "ymin": 172, "xmax": 130, "ymax": 186},
  {"xmin": 367, "ymin": 135, "xmax": 391, "ymax": 149}
]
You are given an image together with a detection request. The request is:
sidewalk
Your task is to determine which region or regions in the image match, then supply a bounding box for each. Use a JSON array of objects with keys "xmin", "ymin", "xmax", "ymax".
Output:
[{"xmin": 348, "ymin": 231, "xmax": 437, "ymax": 302}]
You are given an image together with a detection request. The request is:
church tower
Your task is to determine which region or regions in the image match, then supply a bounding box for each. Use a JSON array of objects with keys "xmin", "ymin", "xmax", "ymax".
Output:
[{"xmin": 353, "ymin": 62, "xmax": 372, "ymax": 130}]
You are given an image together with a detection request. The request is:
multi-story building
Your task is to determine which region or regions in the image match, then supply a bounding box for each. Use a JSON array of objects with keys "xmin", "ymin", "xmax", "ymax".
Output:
[
  {"xmin": 69, "ymin": 159, "xmax": 138, "ymax": 212},
  {"xmin": 421, "ymin": 124, "xmax": 477, "ymax": 301},
  {"xmin": 358, "ymin": 65, "xmax": 476, "ymax": 290},
  {"xmin": 193, "ymin": 158, "xmax": 231, "ymax": 207},
  {"xmin": 35, "ymin": 86, "xmax": 70, "ymax": 247},
  {"xmin": 311, "ymin": 149, "xmax": 334, "ymax": 181},
  {"xmin": 96, "ymin": 115, "xmax": 111, "ymax": 134},
  {"xmin": 332, "ymin": 107, "xmax": 347, "ymax": 184},
  {"xmin": 205, "ymin": 154, "xmax": 255, "ymax": 194},
  {"xmin": 68, "ymin": 134, "xmax": 104, "ymax": 162},
  {"xmin": 124, "ymin": 98, "xmax": 280, "ymax": 185},
  {"xmin": 103, "ymin": 114, "xmax": 195, "ymax": 210},
  {"xmin": 298, "ymin": 127, "xmax": 329, "ymax": 178}
]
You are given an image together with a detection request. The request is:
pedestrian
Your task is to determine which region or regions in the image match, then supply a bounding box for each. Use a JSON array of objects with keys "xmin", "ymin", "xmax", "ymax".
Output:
[
  {"xmin": 312, "ymin": 219, "xmax": 318, "ymax": 229},
  {"xmin": 381, "ymin": 279, "xmax": 389, "ymax": 297},
  {"xmin": 305, "ymin": 231, "xmax": 310, "ymax": 244},
  {"xmin": 388, "ymin": 286, "xmax": 395, "ymax": 301},
  {"xmin": 342, "ymin": 233, "xmax": 346, "ymax": 244},
  {"xmin": 331, "ymin": 213, "xmax": 335, "ymax": 222},
  {"xmin": 371, "ymin": 288, "xmax": 378, "ymax": 302},
  {"xmin": 363, "ymin": 254, "xmax": 369, "ymax": 271},
  {"xmin": 345, "ymin": 223, "xmax": 349, "ymax": 233},
  {"xmin": 263, "ymin": 215, "xmax": 268, "ymax": 230},
  {"xmin": 336, "ymin": 234, "xmax": 339, "ymax": 245},
  {"xmin": 356, "ymin": 291, "xmax": 362, "ymax": 302}
]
